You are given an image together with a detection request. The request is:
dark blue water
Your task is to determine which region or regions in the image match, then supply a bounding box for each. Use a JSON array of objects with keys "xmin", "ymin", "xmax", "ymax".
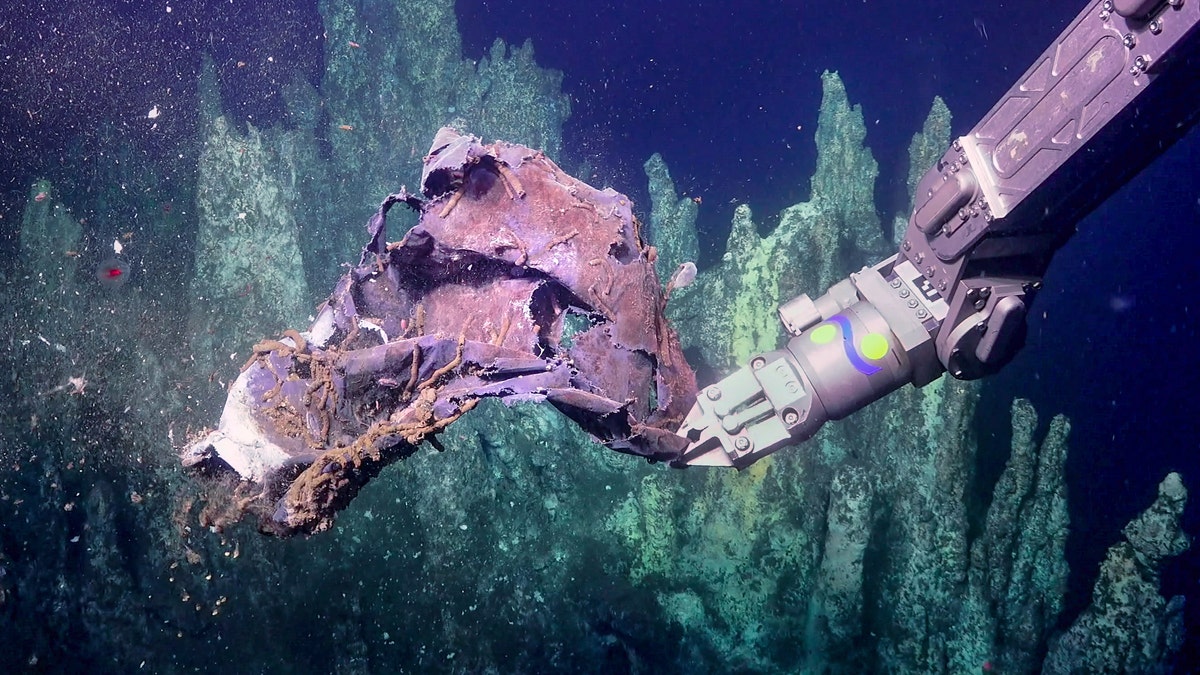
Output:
[
  {"xmin": 458, "ymin": 1, "xmax": 1071, "ymax": 255},
  {"xmin": 2, "ymin": 0, "xmax": 1197, "ymax": 668}
]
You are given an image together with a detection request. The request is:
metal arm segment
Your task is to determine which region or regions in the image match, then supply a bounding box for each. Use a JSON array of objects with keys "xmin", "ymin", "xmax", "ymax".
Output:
[{"xmin": 678, "ymin": 0, "xmax": 1200, "ymax": 467}]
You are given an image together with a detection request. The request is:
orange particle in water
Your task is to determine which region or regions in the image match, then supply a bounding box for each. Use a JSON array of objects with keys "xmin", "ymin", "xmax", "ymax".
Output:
[
  {"xmin": 34, "ymin": 191, "xmax": 48, "ymax": 202},
  {"xmin": 691, "ymin": 195, "xmax": 702, "ymax": 205},
  {"xmin": 338, "ymin": 124, "xmax": 354, "ymax": 131},
  {"xmin": 348, "ymin": 41, "xmax": 361, "ymax": 48}
]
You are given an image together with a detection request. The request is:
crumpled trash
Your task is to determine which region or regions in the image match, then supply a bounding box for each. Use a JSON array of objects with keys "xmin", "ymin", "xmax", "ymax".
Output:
[{"xmin": 183, "ymin": 127, "xmax": 697, "ymax": 536}]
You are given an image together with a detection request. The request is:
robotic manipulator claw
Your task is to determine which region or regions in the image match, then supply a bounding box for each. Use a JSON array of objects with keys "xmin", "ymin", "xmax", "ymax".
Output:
[
  {"xmin": 676, "ymin": 262, "xmax": 945, "ymax": 468},
  {"xmin": 676, "ymin": 0, "xmax": 1200, "ymax": 467}
]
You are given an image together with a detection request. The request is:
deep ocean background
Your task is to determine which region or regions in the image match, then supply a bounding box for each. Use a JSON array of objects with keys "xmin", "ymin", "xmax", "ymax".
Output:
[{"xmin": 1, "ymin": 0, "xmax": 1197, "ymax": 667}]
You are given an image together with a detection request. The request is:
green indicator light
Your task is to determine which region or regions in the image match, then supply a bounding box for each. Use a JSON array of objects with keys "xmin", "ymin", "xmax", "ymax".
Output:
[
  {"xmin": 810, "ymin": 323, "xmax": 837, "ymax": 344},
  {"xmin": 860, "ymin": 333, "xmax": 889, "ymax": 360}
]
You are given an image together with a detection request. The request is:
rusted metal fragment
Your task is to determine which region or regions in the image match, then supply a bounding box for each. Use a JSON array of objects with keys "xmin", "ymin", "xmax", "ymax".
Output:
[{"xmin": 184, "ymin": 128, "xmax": 696, "ymax": 536}]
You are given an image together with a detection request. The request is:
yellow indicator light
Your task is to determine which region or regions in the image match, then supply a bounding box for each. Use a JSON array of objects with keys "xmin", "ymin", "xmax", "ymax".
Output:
[
  {"xmin": 859, "ymin": 333, "xmax": 889, "ymax": 360},
  {"xmin": 810, "ymin": 323, "xmax": 837, "ymax": 344}
]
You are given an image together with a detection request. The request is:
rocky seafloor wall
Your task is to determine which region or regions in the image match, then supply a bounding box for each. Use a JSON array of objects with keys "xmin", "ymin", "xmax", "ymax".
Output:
[{"xmin": 0, "ymin": 1, "xmax": 1190, "ymax": 672}]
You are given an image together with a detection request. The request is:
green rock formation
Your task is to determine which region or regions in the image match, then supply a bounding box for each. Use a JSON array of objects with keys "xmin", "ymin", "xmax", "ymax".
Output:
[
  {"xmin": 1044, "ymin": 473, "xmax": 1190, "ymax": 673},
  {"xmin": 0, "ymin": 2, "xmax": 581, "ymax": 670},
  {"xmin": 310, "ymin": 0, "xmax": 571, "ymax": 284},
  {"xmin": 810, "ymin": 71, "xmax": 884, "ymax": 257},
  {"xmin": 1, "ymin": 7, "xmax": 1192, "ymax": 667},
  {"xmin": 322, "ymin": 398, "xmax": 685, "ymax": 672},
  {"xmin": 905, "ymin": 96, "xmax": 953, "ymax": 208},
  {"xmin": 808, "ymin": 464, "xmax": 874, "ymax": 664},
  {"xmin": 862, "ymin": 375, "xmax": 981, "ymax": 673},
  {"xmin": 643, "ymin": 152, "xmax": 699, "ymax": 277},
  {"xmin": 666, "ymin": 70, "xmax": 888, "ymax": 369},
  {"xmin": 627, "ymin": 74, "xmax": 998, "ymax": 671},
  {"xmin": 190, "ymin": 0, "xmax": 573, "ymax": 382},
  {"xmin": 606, "ymin": 472, "xmax": 683, "ymax": 583},
  {"xmin": 895, "ymin": 95, "xmax": 952, "ymax": 245},
  {"xmin": 458, "ymin": 38, "xmax": 570, "ymax": 160},
  {"xmin": 187, "ymin": 114, "xmax": 312, "ymax": 380},
  {"xmin": 638, "ymin": 73, "xmax": 1182, "ymax": 673},
  {"xmin": 0, "ymin": 0, "xmax": 547, "ymax": 671},
  {"xmin": 320, "ymin": 0, "xmax": 568, "ymax": 194},
  {"xmin": 971, "ymin": 399, "xmax": 1070, "ymax": 674}
]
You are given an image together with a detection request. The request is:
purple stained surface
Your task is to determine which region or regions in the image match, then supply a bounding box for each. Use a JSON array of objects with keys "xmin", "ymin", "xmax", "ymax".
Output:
[{"xmin": 184, "ymin": 128, "xmax": 697, "ymax": 536}]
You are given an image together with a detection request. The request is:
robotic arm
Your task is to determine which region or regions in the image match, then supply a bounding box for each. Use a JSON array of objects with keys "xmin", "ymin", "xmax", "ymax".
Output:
[{"xmin": 678, "ymin": 0, "xmax": 1200, "ymax": 467}]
